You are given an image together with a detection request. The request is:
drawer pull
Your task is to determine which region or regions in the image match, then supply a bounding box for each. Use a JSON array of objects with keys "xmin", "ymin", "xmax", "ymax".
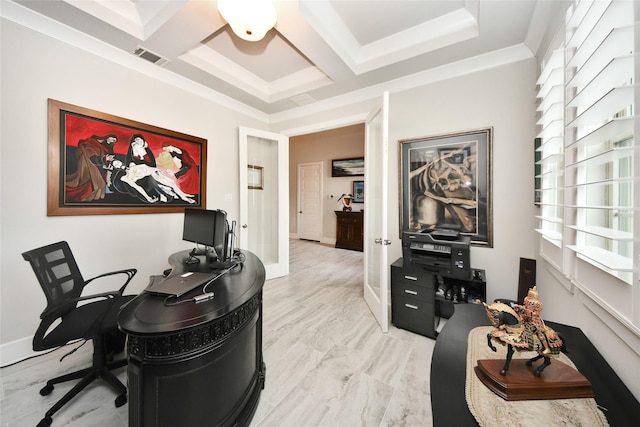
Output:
[
  {"xmin": 404, "ymin": 289, "xmax": 418, "ymax": 295},
  {"xmin": 405, "ymin": 304, "xmax": 419, "ymax": 310},
  {"xmin": 404, "ymin": 275, "xmax": 418, "ymax": 281}
]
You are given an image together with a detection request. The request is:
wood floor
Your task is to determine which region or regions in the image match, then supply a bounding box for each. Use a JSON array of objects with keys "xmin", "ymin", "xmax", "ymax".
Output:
[{"xmin": 0, "ymin": 239, "xmax": 435, "ymax": 426}]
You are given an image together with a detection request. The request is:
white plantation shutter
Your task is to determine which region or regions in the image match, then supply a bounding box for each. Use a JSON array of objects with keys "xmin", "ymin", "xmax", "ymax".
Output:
[
  {"xmin": 536, "ymin": 0, "xmax": 638, "ymax": 325},
  {"xmin": 564, "ymin": 0, "xmax": 635, "ymax": 284}
]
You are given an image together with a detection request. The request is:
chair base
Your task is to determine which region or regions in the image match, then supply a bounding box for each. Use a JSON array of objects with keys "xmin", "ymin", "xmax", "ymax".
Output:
[{"xmin": 38, "ymin": 358, "xmax": 128, "ymax": 426}]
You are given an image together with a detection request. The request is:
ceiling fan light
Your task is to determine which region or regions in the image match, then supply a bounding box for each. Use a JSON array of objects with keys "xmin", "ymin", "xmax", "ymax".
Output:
[{"xmin": 218, "ymin": 0, "xmax": 277, "ymax": 42}]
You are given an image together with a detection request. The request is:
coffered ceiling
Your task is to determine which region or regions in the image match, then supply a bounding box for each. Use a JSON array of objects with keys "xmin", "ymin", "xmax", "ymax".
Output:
[{"xmin": 7, "ymin": 0, "xmax": 566, "ymax": 117}]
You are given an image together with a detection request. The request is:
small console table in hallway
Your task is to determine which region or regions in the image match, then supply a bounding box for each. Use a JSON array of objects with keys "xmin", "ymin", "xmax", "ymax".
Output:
[
  {"xmin": 118, "ymin": 250, "xmax": 265, "ymax": 427},
  {"xmin": 334, "ymin": 210, "xmax": 363, "ymax": 251}
]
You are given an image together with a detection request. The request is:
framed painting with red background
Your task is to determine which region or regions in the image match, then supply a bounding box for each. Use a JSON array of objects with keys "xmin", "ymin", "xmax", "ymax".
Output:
[{"xmin": 48, "ymin": 99, "xmax": 207, "ymax": 215}]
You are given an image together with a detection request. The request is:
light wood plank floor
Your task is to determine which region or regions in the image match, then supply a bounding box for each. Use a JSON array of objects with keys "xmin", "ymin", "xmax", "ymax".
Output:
[{"xmin": 1, "ymin": 239, "xmax": 435, "ymax": 426}]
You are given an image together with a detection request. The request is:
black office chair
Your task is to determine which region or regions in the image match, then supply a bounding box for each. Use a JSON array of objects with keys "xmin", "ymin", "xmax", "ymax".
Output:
[{"xmin": 22, "ymin": 241, "xmax": 137, "ymax": 427}]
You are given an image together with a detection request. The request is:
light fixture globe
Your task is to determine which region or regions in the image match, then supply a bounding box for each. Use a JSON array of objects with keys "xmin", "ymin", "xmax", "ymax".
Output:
[{"xmin": 218, "ymin": 0, "xmax": 277, "ymax": 42}]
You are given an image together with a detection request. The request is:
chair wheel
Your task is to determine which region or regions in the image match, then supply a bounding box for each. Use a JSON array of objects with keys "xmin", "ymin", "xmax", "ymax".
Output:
[
  {"xmin": 37, "ymin": 416, "xmax": 53, "ymax": 427},
  {"xmin": 115, "ymin": 394, "xmax": 127, "ymax": 407},
  {"xmin": 40, "ymin": 384, "xmax": 54, "ymax": 396}
]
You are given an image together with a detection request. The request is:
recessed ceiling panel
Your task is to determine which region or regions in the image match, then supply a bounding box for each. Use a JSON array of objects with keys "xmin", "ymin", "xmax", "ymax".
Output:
[
  {"xmin": 300, "ymin": 0, "xmax": 479, "ymax": 75},
  {"xmin": 203, "ymin": 27, "xmax": 312, "ymax": 82},
  {"xmin": 180, "ymin": 26, "xmax": 331, "ymax": 103},
  {"xmin": 331, "ymin": 0, "xmax": 464, "ymax": 45}
]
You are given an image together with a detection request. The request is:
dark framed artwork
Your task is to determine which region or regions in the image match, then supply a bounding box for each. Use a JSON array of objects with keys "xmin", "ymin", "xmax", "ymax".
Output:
[
  {"xmin": 248, "ymin": 165, "xmax": 264, "ymax": 190},
  {"xmin": 48, "ymin": 99, "xmax": 207, "ymax": 216},
  {"xmin": 353, "ymin": 180, "xmax": 364, "ymax": 203},
  {"xmin": 331, "ymin": 157, "xmax": 364, "ymax": 177},
  {"xmin": 399, "ymin": 127, "xmax": 493, "ymax": 246}
]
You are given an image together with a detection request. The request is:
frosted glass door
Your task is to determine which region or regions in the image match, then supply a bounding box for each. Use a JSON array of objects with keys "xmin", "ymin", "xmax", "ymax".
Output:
[
  {"xmin": 364, "ymin": 92, "xmax": 390, "ymax": 332},
  {"xmin": 239, "ymin": 127, "xmax": 289, "ymax": 279}
]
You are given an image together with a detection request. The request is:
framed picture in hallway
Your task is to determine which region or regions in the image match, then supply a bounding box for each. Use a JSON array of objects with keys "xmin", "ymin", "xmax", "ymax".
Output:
[
  {"xmin": 248, "ymin": 165, "xmax": 264, "ymax": 190},
  {"xmin": 331, "ymin": 157, "xmax": 364, "ymax": 177},
  {"xmin": 47, "ymin": 99, "xmax": 207, "ymax": 216},
  {"xmin": 398, "ymin": 127, "xmax": 493, "ymax": 247},
  {"xmin": 353, "ymin": 180, "xmax": 364, "ymax": 203}
]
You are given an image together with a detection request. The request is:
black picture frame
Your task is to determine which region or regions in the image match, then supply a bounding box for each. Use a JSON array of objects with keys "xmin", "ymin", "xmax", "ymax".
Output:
[
  {"xmin": 353, "ymin": 180, "xmax": 364, "ymax": 203},
  {"xmin": 331, "ymin": 157, "xmax": 364, "ymax": 177},
  {"xmin": 399, "ymin": 127, "xmax": 493, "ymax": 247}
]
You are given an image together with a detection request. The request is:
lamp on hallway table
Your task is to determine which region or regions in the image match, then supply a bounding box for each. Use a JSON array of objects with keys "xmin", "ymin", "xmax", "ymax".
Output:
[{"xmin": 338, "ymin": 193, "xmax": 353, "ymax": 212}]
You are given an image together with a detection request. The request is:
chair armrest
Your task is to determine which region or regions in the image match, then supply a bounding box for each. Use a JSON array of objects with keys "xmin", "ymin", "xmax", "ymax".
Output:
[
  {"xmin": 84, "ymin": 268, "xmax": 137, "ymax": 294},
  {"xmin": 41, "ymin": 291, "xmax": 121, "ymax": 320},
  {"xmin": 34, "ymin": 291, "xmax": 123, "ymax": 351}
]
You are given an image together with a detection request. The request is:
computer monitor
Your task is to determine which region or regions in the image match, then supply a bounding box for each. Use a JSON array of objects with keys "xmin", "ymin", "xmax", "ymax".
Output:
[
  {"xmin": 211, "ymin": 209, "xmax": 229, "ymax": 262},
  {"xmin": 182, "ymin": 208, "xmax": 229, "ymax": 262}
]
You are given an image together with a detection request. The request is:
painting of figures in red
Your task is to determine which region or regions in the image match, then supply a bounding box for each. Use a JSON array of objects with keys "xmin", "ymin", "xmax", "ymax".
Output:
[{"xmin": 48, "ymin": 99, "xmax": 207, "ymax": 215}]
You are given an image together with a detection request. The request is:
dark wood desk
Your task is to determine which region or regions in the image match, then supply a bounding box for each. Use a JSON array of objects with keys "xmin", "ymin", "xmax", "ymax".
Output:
[
  {"xmin": 431, "ymin": 303, "xmax": 640, "ymax": 427},
  {"xmin": 118, "ymin": 250, "xmax": 265, "ymax": 427}
]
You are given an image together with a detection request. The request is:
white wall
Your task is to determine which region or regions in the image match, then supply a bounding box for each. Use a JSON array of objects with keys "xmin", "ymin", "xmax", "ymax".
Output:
[
  {"xmin": 386, "ymin": 59, "xmax": 539, "ymax": 303},
  {"xmin": 0, "ymin": 19, "xmax": 266, "ymax": 363}
]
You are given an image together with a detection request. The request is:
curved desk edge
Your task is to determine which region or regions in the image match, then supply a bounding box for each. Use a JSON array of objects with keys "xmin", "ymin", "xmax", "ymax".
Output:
[{"xmin": 118, "ymin": 249, "xmax": 265, "ymax": 336}]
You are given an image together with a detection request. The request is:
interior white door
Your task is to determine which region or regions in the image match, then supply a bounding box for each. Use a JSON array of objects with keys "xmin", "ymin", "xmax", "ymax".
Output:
[
  {"xmin": 239, "ymin": 127, "xmax": 289, "ymax": 280},
  {"xmin": 298, "ymin": 162, "xmax": 322, "ymax": 241},
  {"xmin": 364, "ymin": 92, "xmax": 390, "ymax": 332}
]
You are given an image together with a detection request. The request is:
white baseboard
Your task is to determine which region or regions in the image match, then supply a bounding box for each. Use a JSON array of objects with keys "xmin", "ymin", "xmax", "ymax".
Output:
[
  {"xmin": 321, "ymin": 237, "xmax": 336, "ymax": 246},
  {"xmin": 288, "ymin": 234, "xmax": 336, "ymax": 247},
  {"xmin": 0, "ymin": 336, "xmax": 36, "ymax": 367}
]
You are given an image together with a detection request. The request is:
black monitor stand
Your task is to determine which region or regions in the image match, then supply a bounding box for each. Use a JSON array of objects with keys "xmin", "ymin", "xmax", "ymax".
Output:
[
  {"xmin": 186, "ymin": 247, "xmax": 215, "ymax": 265},
  {"xmin": 186, "ymin": 247, "xmax": 239, "ymax": 270}
]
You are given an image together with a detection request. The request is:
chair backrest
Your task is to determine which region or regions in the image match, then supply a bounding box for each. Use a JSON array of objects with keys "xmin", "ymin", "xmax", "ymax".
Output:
[{"xmin": 22, "ymin": 241, "xmax": 85, "ymax": 313}]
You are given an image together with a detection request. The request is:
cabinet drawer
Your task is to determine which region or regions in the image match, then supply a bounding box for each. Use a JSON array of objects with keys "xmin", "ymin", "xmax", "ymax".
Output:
[
  {"xmin": 391, "ymin": 295, "xmax": 435, "ymax": 338},
  {"xmin": 391, "ymin": 267, "xmax": 433, "ymax": 291},
  {"xmin": 391, "ymin": 280, "xmax": 433, "ymax": 302}
]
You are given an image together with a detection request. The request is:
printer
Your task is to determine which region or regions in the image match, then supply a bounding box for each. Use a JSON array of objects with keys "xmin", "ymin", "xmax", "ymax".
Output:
[{"xmin": 402, "ymin": 229, "xmax": 471, "ymax": 279}]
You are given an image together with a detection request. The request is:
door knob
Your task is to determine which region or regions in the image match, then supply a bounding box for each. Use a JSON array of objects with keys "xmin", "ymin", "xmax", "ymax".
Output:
[
  {"xmin": 374, "ymin": 238, "xmax": 382, "ymax": 244},
  {"xmin": 242, "ymin": 224, "xmax": 248, "ymax": 229}
]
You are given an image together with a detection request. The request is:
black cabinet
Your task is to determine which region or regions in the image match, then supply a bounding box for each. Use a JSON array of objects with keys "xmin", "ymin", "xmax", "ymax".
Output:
[
  {"xmin": 391, "ymin": 258, "xmax": 437, "ymax": 338},
  {"xmin": 391, "ymin": 258, "xmax": 486, "ymax": 339}
]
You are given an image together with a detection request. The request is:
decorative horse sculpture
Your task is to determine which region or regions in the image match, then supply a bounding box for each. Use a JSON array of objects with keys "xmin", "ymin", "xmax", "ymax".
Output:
[{"xmin": 483, "ymin": 287, "xmax": 566, "ymax": 377}]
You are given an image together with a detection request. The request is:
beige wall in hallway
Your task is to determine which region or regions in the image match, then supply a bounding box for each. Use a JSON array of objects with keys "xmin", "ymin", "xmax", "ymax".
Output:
[{"xmin": 289, "ymin": 124, "xmax": 364, "ymax": 243}]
